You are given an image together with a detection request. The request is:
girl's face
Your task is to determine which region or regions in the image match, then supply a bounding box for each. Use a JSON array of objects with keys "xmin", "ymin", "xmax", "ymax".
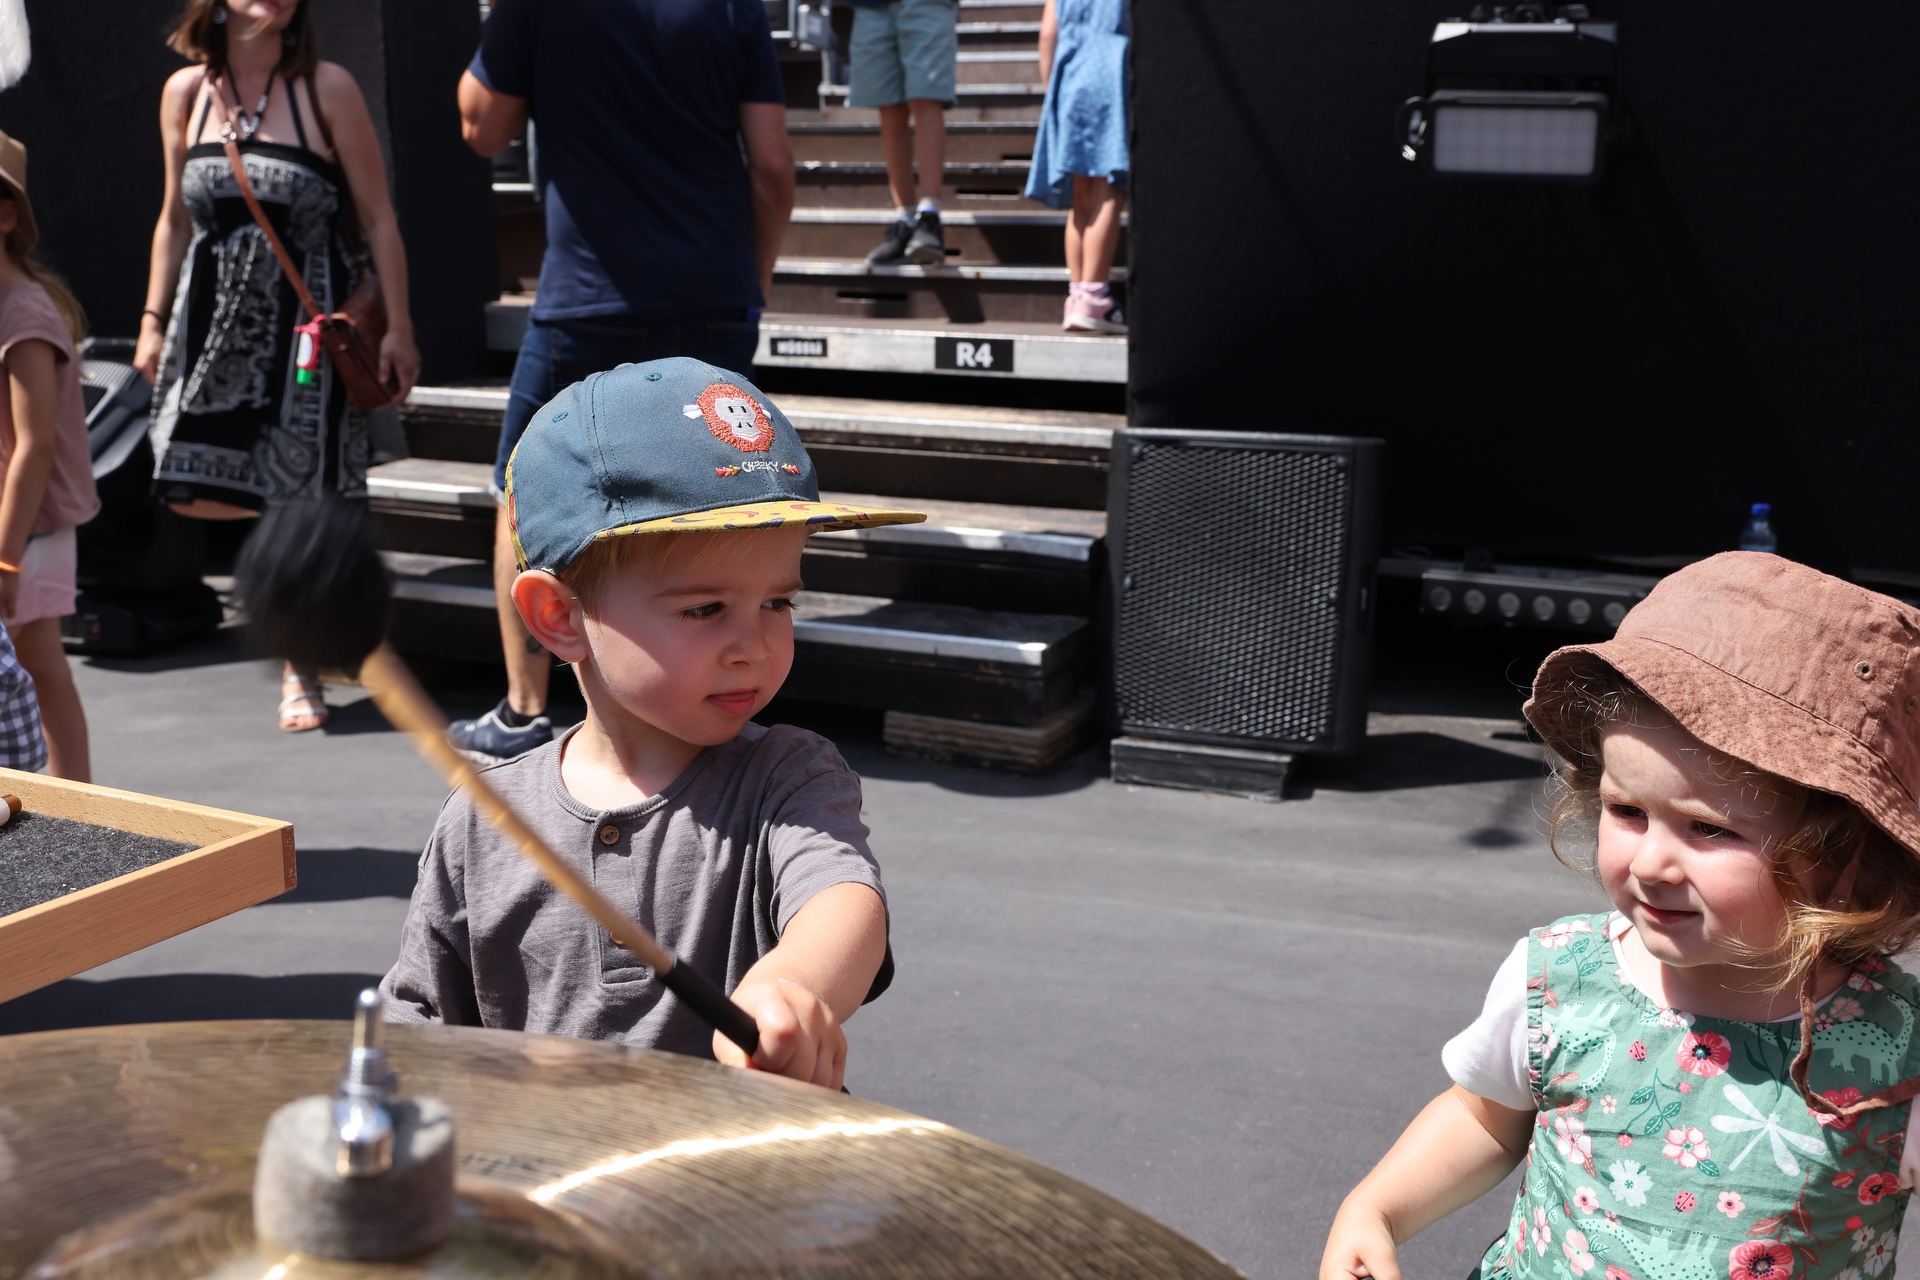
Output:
[
  {"xmin": 226, "ymin": 0, "xmax": 299, "ymax": 36},
  {"xmin": 1596, "ymin": 721, "xmax": 1803, "ymax": 973}
]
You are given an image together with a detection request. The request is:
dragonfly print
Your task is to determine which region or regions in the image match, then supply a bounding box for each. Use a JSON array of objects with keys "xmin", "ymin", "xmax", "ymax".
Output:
[{"xmin": 1709, "ymin": 1083, "xmax": 1829, "ymax": 1176}]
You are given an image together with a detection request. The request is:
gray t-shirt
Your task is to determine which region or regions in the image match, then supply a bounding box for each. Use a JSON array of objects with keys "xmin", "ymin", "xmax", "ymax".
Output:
[{"xmin": 379, "ymin": 721, "xmax": 887, "ymax": 1057}]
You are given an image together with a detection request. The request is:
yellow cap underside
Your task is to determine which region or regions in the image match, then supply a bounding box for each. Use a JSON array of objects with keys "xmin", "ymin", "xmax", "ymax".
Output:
[{"xmin": 596, "ymin": 502, "xmax": 927, "ymax": 538}]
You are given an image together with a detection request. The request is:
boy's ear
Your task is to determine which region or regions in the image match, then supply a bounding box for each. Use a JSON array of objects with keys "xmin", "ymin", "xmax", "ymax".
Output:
[{"xmin": 512, "ymin": 570, "xmax": 586, "ymax": 662}]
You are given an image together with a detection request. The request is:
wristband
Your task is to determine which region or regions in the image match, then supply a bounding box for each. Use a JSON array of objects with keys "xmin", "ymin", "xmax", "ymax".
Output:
[
  {"xmin": 141, "ymin": 308, "xmax": 167, "ymax": 324},
  {"xmin": 0, "ymin": 560, "xmax": 22, "ymax": 575}
]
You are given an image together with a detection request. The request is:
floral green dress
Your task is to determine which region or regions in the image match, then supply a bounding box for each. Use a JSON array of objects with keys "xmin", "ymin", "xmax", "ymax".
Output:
[{"xmin": 1477, "ymin": 913, "xmax": 1920, "ymax": 1280}]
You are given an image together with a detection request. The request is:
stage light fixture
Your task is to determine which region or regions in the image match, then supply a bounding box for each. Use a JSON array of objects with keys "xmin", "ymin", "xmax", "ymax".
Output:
[{"xmin": 1399, "ymin": 4, "xmax": 1617, "ymax": 182}]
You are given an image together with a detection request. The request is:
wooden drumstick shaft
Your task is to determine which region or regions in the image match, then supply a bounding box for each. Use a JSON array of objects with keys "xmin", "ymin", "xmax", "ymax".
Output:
[{"xmin": 357, "ymin": 644, "xmax": 761, "ymax": 1056}]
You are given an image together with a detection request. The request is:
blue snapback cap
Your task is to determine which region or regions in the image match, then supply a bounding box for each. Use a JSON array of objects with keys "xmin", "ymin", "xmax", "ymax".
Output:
[{"xmin": 505, "ymin": 358, "xmax": 923, "ymax": 572}]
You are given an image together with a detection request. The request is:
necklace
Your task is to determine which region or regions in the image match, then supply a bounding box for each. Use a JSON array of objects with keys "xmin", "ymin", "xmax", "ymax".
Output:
[{"xmin": 229, "ymin": 71, "xmax": 274, "ymax": 141}]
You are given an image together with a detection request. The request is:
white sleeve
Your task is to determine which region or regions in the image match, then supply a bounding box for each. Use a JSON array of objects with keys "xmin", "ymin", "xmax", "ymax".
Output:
[{"xmin": 1442, "ymin": 937, "xmax": 1534, "ymax": 1112}]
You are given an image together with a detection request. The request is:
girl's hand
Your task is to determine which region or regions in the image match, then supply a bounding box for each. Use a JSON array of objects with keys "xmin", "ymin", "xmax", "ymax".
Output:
[
  {"xmin": 713, "ymin": 977, "xmax": 847, "ymax": 1090},
  {"xmin": 378, "ymin": 326, "xmax": 420, "ymax": 403},
  {"xmin": 133, "ymin": 314, "xmax": 166, "ymax": 385},
  {"xmin": 1320, "ymin": 1204, "xmax": 1403, "ymax": 1280}
]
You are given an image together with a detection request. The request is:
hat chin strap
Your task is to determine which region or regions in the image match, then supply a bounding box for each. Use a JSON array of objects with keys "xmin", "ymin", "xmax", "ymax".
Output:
[{"xmin": 1789, "ymin": 853, "xmax": 1920, "ymax": 1118}]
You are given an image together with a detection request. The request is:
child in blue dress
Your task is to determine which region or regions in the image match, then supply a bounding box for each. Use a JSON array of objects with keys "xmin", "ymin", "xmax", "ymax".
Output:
[
  {"xmin": 1027, "ymin": 0, "xmax": 1127, "ymax": 333},
  {"xmin": 1323, "ymin": 552, "xmax": 1920, "ymax": 1280}
]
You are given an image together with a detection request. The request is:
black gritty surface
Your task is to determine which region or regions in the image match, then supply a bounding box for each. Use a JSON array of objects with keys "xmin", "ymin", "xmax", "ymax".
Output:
[
  {"xmin": 0, "ymin": 812, "xmax": 195, "ymax": 917},
  {"xmin": 4, "ymin": 612, "xmax": 1917, "ymax": 1279}
]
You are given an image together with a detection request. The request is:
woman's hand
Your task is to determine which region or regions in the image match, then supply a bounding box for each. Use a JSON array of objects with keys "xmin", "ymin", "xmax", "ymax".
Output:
[
  {"xmin": 379, "ymin": 325, "xmax": 420, "ymax": 403},
  {"xmin": 133, "ymin": 313, "xmax": 166, "ymax": 385},
  {"xmin": 713, "ymin": 978, "xmax": 847, "ymax": 1090}
]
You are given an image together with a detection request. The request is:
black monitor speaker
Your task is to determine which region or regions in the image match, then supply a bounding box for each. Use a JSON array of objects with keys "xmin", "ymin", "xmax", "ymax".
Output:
[{"xmin": 1105, "ymin": 429, "xmax": 1383, "ymax": 797}]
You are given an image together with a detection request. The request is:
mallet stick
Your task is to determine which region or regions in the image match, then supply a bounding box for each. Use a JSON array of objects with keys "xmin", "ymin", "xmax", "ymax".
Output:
[{"xmin": 357, "ymin": 644, "xmax": 761, "ymax": 1057}]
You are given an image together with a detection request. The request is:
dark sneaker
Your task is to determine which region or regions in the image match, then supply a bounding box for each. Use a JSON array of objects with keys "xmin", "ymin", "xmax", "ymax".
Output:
[
  {"xmin": 866, "ymin": 217, "xmax": 916, "ymax": 265},
  {"xmin": 447, "ymin": 696, "xmax": 553, "ymax": 759},
  {"xmin": 905, "ymin": 210, "xmax": 945, "ymax": 264}
]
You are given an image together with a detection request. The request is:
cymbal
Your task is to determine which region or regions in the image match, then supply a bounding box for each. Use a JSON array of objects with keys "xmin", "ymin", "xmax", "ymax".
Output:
[{"xmin": 0, "ymin": 1021, "xmax": 1242, "ymax": 1279}]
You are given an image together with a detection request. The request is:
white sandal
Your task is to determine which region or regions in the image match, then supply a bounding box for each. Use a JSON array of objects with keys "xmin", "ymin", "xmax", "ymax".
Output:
[{"xmin": 278, "ymin": 674, "xmax": 329, "ymax": 732}]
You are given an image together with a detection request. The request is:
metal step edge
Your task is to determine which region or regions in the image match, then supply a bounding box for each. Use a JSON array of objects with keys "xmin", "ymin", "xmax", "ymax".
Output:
[
  {"xmin": 819, "ymin": 83, "xmax": 1043, "ymax": 97},
  {"xmin": 776, "ymin": 258, "xmax": 1127, "ymax": 284},
  {"xmin": 786, "ymin": 122, "xmax": 1036, "ymax": 134},
  {"xmin": 755, "ymin": 318, "xmax": 1125, "ymax": 383},
  {"xmin": 953, "ymin": 50, "xmax": 1039, "ymax": 61},
  {"xmin": 790, "ymin": 207, "xmax": 1125, "ymax": 227},
  {"xmin": 795, "ymin": 160, "xmax": 1030, "ymax": 175},
  {"xmin": 956, "ymin": 22, "xmax": 1042, "ymax": 34}
]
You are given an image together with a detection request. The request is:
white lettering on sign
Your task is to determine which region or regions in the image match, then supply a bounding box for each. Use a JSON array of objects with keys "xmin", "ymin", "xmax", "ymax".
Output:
[
  {"xmin": 955, "ymin": 341, "xmax": 994, "ymax": 369},
  {"xmin": 770, "ymin": 337, "xmax": 828, "ymax": 358}
]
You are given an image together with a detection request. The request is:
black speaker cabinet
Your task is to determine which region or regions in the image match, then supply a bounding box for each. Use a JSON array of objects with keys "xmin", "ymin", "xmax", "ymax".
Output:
[{"xmin": 1106, "ymin": 429, "xmax": 1384, "ymax": 775}]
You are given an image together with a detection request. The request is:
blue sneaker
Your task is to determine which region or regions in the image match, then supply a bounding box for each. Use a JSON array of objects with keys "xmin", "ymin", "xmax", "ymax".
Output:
[{"xmin": 446, "ymin": 697, "xmax": 553, "ymax": 759}]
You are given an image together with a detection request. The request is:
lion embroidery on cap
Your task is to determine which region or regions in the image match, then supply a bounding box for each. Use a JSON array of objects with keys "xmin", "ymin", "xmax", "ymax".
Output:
[{"xmin": 695, "ymin": 384, "xmax": 775, "ymax": 453}]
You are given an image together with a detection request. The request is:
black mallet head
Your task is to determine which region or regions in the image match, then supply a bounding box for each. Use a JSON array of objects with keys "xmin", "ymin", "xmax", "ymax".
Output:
[{"xmin": 234, "ymin": 497, "xmax": 395, "ymax": 674}]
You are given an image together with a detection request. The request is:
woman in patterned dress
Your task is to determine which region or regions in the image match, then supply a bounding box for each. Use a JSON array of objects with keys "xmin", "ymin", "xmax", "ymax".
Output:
[{"xmin": 134, "ymin": 0, "xmax": 418, "ymax": 730}]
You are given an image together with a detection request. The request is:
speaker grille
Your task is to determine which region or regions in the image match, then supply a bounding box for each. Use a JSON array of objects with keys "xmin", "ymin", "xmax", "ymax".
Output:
[{"xmin": 1114, "ymin": 442, "xmax": 1351, "ymax": 746}]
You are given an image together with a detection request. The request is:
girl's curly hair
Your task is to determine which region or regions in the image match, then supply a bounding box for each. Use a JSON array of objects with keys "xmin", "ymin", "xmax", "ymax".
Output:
[{"xmin": 1540, "ymin": 663, "xmax": 1920, "ymax": 987}]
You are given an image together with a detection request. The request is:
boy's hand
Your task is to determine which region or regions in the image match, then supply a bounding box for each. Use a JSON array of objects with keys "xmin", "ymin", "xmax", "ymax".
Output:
[
  {"xmin": 1320, "ymin": 1203, "xmax": 1402, "ymax": 1280},
  {"xmin": 714, "ymin": 977, "xmax": 847, "ymax": 1090}
]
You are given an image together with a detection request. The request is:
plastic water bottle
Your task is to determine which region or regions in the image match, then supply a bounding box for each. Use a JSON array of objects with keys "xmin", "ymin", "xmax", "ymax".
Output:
[{"xmin": 1739, "ymin": 503, "xmax": 1776, "ymax": 553}]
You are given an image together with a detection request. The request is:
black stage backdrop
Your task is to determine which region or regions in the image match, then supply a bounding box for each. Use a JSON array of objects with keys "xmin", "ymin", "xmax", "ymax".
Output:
[
  {"xmin": 0, "ymin": 0, "xmax": 491, "ymax": 384},
  {"xmin": 1129, "ymin": 0, "xmax": 1918, "ymax": 577}
]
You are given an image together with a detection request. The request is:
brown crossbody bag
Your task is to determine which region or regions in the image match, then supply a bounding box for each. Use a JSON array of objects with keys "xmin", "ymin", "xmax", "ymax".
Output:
[{"xmin": 210, "ymin": 72, "xmax": 398, "ymax": 411}]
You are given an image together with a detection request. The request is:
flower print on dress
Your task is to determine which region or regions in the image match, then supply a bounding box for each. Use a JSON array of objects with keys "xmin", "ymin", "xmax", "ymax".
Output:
[
  {"xmin": 1861, "ymin": 1232, "xmax": 1894, "ymax": 1277},
  {"xmin": 1556, "ymin": 1116, "xmax": 1594, "ymax": 1164},
  {"xmin": 1606, "ymin": 1268, "xmax": 1634, "ymax": 1280},
  {"xmin": 1852, "ymin": 1223, "xmax": 1876, "ymax": 1252},
  {"xmin": 1573, "ymin": 1186, "xmax": 1600, "ymax": 1214},
  {"xmin": 1834, "ymin": 1270, "xmax": 1862, "ymax": 1280},
  {"xmin": 1532, "ymin": 1205, "xmax": 1552, "ymax": 1256},
  {"xmin": 1856, "ymin": 1172, "xmax": 1899, "ymax": 1204},
  {"xmin": 1717, "ymin": 1191, "xmax": 1745, "ymax": 1218},
  {"xmin": 1537, "ymin": 920, "xmax": 1594, "ymax": 948},
  {"xmin": 1834, "ymin": 1171, "xmax": 1857, "ymax": 1188},
  {"xmin": 1657, "ymin": 1007, "xmax": 1696, "ymax": 1029},
  {"xmin": 1848, "ymin": 966, "xmax": 1886, "ymax": 993},
  {"xmin": 1662, "ymin": 1127, "xmax": 1710, "ymax": 1169},
  {"xmin": 1563, "ymin": 1228, "xmax": 1596, "ymax": 1275},
  {"xmin": 1728, "ymin": 1240, "xmax": 1795, "ymax": 1280},
  {"xmin": 1828, "ymin": 996, "xmax": 1865, "ymax": 1022},
  {"xmin": 1678, "ymin": 1030, "xmax": 1733, "ymax": 1076},
  {"xmin": 1606, "ymin": 1160, "xmax": 1652, "ymax": 1207},
  {"xmin": 1710, "ymin": 1082, "xmax": 1827, "ymax": 1176},
  {"xmin": 1811, "ymin": 1088, "xmax": 1863, "ymax": 1130},
  {"xmin": 1601, "ymin": 1095, "xmax": 1617, "ymax": 1114}
]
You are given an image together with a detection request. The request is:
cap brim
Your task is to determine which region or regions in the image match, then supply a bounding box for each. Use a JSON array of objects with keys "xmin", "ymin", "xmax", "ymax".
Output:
[{"xmin": 596, "ymin": 501, "xmax": 926, "ymax": 539}]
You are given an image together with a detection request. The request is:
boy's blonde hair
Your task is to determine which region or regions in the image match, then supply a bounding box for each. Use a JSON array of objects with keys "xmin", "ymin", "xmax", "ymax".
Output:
[{"xmin": 1542, "ymin": 664, "xmax": 1920, "ymax": 985}]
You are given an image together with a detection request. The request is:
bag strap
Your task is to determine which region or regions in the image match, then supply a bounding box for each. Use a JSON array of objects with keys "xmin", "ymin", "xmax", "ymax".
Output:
[
  {"xmin": 299, "ymin": 76, "xmax": 371, "ymax": 259},
  {"xmin": 211, "ymin": 78, "xmax": 325, "ymax": 322}
]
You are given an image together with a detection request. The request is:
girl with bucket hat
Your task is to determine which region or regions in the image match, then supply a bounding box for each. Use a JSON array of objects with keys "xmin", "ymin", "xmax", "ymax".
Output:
[
  {"xmin": 0, "ymin": 129, "xmax": 100, "ymax": 781},
  {"xmin": 1323, "ymin": 553, "xmax": 1920, "ymax": 1280}
]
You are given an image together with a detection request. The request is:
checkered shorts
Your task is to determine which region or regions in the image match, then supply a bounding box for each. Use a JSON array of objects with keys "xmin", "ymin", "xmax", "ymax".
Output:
[{"xmin": 0, "ymin": 621, "xmax": 47, "ymax": 772}]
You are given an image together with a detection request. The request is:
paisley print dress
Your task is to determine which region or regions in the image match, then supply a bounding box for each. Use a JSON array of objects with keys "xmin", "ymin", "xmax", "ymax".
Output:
[
  {"xmin": 149, "ymin": 89, "xmax": 368, "ymax": 510},
  {"xmin": 1477, "ymin": 913, "xmax": 1918, "ymax": 1280}
]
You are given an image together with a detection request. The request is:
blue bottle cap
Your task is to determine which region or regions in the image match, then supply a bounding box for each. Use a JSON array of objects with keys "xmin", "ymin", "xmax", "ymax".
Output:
[{"xmin": 1751, "ymin": 503, "xmax": 1770, "ymax": 517}]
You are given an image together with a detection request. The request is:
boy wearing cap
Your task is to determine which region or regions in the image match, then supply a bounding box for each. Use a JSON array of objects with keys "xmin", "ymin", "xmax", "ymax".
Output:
[{"xmin": 380, "ymin": 359, "xmax": 922, "ymax": 1088}]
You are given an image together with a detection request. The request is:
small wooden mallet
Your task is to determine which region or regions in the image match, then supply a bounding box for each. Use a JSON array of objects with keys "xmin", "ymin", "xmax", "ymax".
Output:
[{"xmin": 235, "ymin": 498, "xmax": 759, "ymax": 1056}]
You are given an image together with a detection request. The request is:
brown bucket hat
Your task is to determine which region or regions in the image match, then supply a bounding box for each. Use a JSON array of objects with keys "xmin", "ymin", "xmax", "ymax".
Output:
[
  {"xmin": 1523, "ymin": 551, "xmax": 1920, "ymax": 861},
  {"xmin": 0, "ymin": 129, "xmax": 37, "ymax": 255}
]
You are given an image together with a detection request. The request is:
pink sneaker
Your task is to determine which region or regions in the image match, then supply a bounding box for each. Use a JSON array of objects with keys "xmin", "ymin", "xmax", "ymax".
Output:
[{"xmin": 1064, "ymin": 287, "xmax": 1127, "ymax": 334}]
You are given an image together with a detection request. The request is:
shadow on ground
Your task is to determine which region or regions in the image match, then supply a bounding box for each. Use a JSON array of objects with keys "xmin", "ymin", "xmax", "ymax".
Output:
[
  {"xmin": 281, "ymin": 847, "xmax": 421, "ymax": 902},
  {"xmin": 1298, "ymin": 731, "xmax": 1546, "ymax": 794},
  {"xmin": 0, "ymin": 972, "xmax": 387, "ymax": 1034}
]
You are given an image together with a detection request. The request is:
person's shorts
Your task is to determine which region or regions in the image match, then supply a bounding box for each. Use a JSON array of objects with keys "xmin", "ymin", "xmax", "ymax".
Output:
[
  {"xmin": 3, "ymin": 527, "xmax": 77, "ymax": 627},
  {"xmin": 491, "ymin": 309, "xmax": 761, "ymax": 499},
  {"xmin": 848, "ymin": 0, "xmax": 958, "ymax": 109}
]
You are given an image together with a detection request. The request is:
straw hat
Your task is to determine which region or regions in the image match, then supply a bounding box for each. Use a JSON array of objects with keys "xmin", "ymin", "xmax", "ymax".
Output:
[
  {"xmin": 0, "ymin": 128, "xmax": 38, "ymax": 255},
  {"xmin": 1524, "ymin": 552, "xmax": 1920, "ymax": 861}
]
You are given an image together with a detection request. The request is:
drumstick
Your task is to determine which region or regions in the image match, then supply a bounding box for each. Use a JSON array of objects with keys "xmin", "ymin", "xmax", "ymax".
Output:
[{"xmin": 234, "ymin": 497, "xmax": 760, "ymax": 1057}]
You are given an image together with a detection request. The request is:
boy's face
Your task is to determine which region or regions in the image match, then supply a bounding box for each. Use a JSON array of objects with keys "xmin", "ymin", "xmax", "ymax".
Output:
[{"xmin": 575, "ymin": 528, "xmax": 808, "ymax": 746}]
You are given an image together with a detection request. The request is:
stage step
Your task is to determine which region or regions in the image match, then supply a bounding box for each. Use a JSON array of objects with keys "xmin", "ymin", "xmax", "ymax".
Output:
[
  {"xmin": 816, "ymin": 83, "xmax": 1045, "ymax": 110},
  {"xmin": 781, "ymin": 206, "xmax": 1113, "ymax": 266},
  {"xmin": 382, "ymin": 553, "xmax": 1088, "ymax": 725},
  {"xmin": 757, "ymin": 314, "xmax": 1125, "ymax": 385},
  {"xmin": 787, "ymin": 121, "xmax": 1035, "ymax": 164},
  {"xmin": 771, "ymin": 258, "xmax": 1123, "ymax": 324},
  {"xmin": 792, "ymin": 160, "xmax": 1036, "ymax": 209}
]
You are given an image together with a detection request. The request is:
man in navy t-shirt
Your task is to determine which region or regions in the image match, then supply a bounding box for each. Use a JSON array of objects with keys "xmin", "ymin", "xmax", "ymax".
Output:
[{"xmin": 452, "ymin": 0, "xmax": 796, "ymax": 758}]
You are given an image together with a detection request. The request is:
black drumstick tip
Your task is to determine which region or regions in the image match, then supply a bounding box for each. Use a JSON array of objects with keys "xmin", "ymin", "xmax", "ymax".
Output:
[{"xmin": 233, "ymin": 496, "xmax": 395, "ymax": 674}]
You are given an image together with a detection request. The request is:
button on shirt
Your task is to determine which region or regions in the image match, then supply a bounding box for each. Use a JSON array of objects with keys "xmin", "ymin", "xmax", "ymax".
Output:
[
  {"xmin": 471, "ymin": 0, "xmax": 787, "ymax": 320},
  {"xmin": 380, "ymin": 722, "xmax": 888, "ymax": 1056}
]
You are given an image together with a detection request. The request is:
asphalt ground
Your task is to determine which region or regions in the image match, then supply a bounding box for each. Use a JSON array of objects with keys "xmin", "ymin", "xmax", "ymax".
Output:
[{"xmin": 5, "ymin": 614, "xmax": 1915, "ymax": 1277}]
